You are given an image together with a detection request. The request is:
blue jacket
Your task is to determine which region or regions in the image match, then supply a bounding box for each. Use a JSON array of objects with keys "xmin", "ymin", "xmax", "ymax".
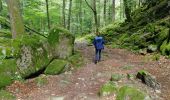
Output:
[{"xmin": 93, "ymin": 36, "xmax": 105, "ymax": 50}]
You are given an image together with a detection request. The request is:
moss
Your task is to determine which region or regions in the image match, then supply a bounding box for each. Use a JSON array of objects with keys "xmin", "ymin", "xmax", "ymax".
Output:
[
  {"xmin": 67, "ymin": 52, "xmax": 84, "ymax": 68},
  {"xmin": 99, "ymin": 81, "xmax": 118, "ymax": 96},
  {"xmin": 151, "ymin": 54, "xmax": 160, "ymax": 61},
  {"xmin": 0, "ymin": 74, "xmax": 12, "ymax": 88},
  {"xmin": 35, "ymin": 75, "xmax": 48, "ymax": 87},
  {"xmin": 0, "ymin": 90, "xmax": 15, "ymax": 99},
  {"xmin": 44, "ymin": 59, "xmax": 69, "ymax": 75},
  {"xmin": 116, "ymin": 86, "xmax": 146, "ymax": 100},
  {"xmin": 48, "ymin": 26, "xmax": 74, "ymax": 46},
  {"xmin": 0, "ymin": 59, "xmax": 17, "ymax": 88},
  {"xmin": 122, "ymin": 65, "xmax": 133, "ymax": 70},
  {"xmin": 138, "ymin": 70, "xmax": 148, "ymax": 76},
  {"xmin": 111, "ymin": 74, "xmax": 123, "ymax": 81}
]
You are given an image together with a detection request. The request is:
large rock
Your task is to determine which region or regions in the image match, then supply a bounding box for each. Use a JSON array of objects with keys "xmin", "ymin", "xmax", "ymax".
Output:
[
  {"xmin": 15, "ymin": 35, "xmax": 50, "ymax": 78},
  {"xmin": 136, "ymin": 70, "xmax": 160, "ymax": 89},
  {"xmin": 47, "ymin": 26, "xmax": 74, "ymax": 59},
  {"xmin": 15, "ymin": 26, "xmax": 74, "ymax": 78},
  {"xmin": 117, "ymin": 86, "xmax": 147, "ymax": 100},
  {"xmin": 44, "ymin": 59, "xmax": 69, "ymax": 75},
  {"xmin": 99, "ymin": 81, "xmax": 118, "ymax": 96}
]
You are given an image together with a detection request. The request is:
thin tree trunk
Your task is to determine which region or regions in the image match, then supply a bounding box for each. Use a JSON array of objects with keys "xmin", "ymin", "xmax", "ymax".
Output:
[
  {"xmin": 104, "ymin": 0, "xmax": 106, "ymax": 25},
  {"xmin": 98, "ymin": 0, "xmax": 100, "ymax": 28},
  {"xmin": 6, "ymin": 0, "xmax": 25, "ymax": 39},
  {"xmin": 79, "ymin": 0, "xmax": 83, "ymax": 34},
  {"xmin": 67, "ymin": 0, "xmax": 72, "ymax": 30},
  {"xmin": 45, "ymin": 0, "xmax": 50, "ymax": 29},
  {"xmin": 0, "ymin": 0, "xmax": 2, "ymax": 12},
  {"xmin": 112, "ymin": 0, "xmax": 115, "ymax": 21},
  {"xmin": 62, "ymin": 0, "xmax": 66, "ymax": 28},
  {"xmin": 108, "ymin": 0, "xmax": 111, "ymax": 23},
  {"xmin": 93, "ymin": 0, "xmax": 98, "ymax": 33},
  {"xmin": 85, "ymin": 0, "xmax": 98, "ymax": 33}
]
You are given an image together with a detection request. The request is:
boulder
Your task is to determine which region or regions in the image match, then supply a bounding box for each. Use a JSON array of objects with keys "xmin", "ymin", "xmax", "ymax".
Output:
[
  {"xmin": 117, "ymin": 86, "xmax": 147, "ymax": 100},
  {"xmin": 44, "ymin": 59, "xmax": 70, "ymax": 75},
  {"xmin": 136, "ymin": 70, "xmax": 160, "ymax": 89},
  {"xmin": 47, "ymin": 26, "xmax": 74, "ymax": 59},
  {"xmin": 99, "ymin": 81, "xmax": 118, "ymax": 96}
]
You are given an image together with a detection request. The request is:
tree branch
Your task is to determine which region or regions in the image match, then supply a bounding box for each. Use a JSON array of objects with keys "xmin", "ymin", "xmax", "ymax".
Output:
[
  {"xmin": 84, "ymin": 0, "xmax": 95, "ymax": 13},
  {"xmin": 24, "ymin": 25, "xmax": 47, "ymax": 38}
]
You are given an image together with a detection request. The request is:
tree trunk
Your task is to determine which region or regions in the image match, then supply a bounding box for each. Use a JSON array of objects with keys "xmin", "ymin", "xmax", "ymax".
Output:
[
  {"xmin": 85, "ymin": 0, "xmax": 98, "ymax": 33},
  {"xmin": 103, "ymin": 0, "xmax": 106, "ymax": 25},
  {"xmin": 79, "ymin": 0, "xmax": 83, "ymax": 34},
  {"xmin": 0, "ymin": 0, "xmax": 2, "ymax": 12},
  {"xmin": 123, "ymin": 0, "xmax": 132, "ymax": 22},
  {"xmin": 93, "ymin": 0, "xmax": 98, "ymax": 33},
  {"xmin": 6, "ymin": 0, "xmax": 25, "ymax": 39},
  {"xmin": 62, "ymin": 0, "xmax": 66, "ymax": 28},
  {"xmin": 67, "ymin": 0, "xmax": 72, "ymax": 30},
  {"xmin": 112, "ymin": 0, "xmax": 115, "ymax": 21},
  {"xmin": 45, "ymin": 0, "xmax": 50, "ymax": 30},
  {"xmin": 98, "ymin": 0, "xmax": 100, "ymax": 28}
]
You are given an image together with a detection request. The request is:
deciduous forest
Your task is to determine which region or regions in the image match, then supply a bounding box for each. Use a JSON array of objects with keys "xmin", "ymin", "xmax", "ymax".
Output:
[{"xmin": 0, "ymin": 0, "xmax": 169, "ymax": 100}]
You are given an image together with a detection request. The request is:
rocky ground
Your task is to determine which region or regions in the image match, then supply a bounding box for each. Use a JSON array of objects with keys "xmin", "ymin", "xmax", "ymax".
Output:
[{"xmin": 6, "ymin": 44, "xmax": 170, "ymax": 100}]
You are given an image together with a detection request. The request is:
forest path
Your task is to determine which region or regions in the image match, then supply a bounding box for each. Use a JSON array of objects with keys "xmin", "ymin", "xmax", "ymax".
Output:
[{"xmin": 7, "ymin": 44, "xmax": 170, "ymax": 100}]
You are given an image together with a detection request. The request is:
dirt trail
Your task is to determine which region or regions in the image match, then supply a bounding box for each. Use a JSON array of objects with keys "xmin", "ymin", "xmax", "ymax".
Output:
[{"xmin": 7, "ymin": 46, "xmax": 170, "ymax": 100}]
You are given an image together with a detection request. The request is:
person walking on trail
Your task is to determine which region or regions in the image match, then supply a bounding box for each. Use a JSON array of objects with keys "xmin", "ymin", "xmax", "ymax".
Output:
[{"xmin": 93, "ymin": 33, "xmax": 105, "ymax": 64}]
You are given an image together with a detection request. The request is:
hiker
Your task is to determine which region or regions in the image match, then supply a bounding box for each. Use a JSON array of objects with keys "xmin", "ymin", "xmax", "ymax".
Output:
[{"xmin": 93, "ymin": 33, "xmax": 105, "ymax": 64}]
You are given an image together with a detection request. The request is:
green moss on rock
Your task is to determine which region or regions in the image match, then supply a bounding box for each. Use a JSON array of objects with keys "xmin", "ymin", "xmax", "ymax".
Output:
[
  {"xmin": 45, "ymin": 60, "xmax": 69, "ymax": 75},
  {"xmin": 68, "ymin": 52, "xmax": 84, "ymax": 68},
  {"xmin": 99, "ymin": 81, "xmax": 118, "ymax": 96},
  {"xmin": 48, "ymin": 26, "xmax": 74, "ymax": 46},
  {"xmin": 116, "ymin": 86, "xmax": 146, "ymax": 100},
  {"xmin": 47, "ymin": 26, "xmax": 75, "ymax": 59}
]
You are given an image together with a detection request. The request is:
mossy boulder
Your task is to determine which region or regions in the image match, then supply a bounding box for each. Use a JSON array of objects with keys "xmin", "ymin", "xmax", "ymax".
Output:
[
  {"xmin": 99, "ymin": 81, "xmax": 118, "ymax": 96},
  {"xmin": 13, "ymin": 35, "xmax": 50, "ymax": 78},
  {"xmin": 47, "ymin": 26, "xmax": 74, "ymax": 59},
  {"xmin": 116, "ymin": 86, "xmax": 146, "ymax": 100},
  {"xmin": 136, "ymin": 70, "xmax": 160, "ymax": 89},
  {"xmin": 44, "ymin": 59, "xmax": 69, "ymax": 75}
]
